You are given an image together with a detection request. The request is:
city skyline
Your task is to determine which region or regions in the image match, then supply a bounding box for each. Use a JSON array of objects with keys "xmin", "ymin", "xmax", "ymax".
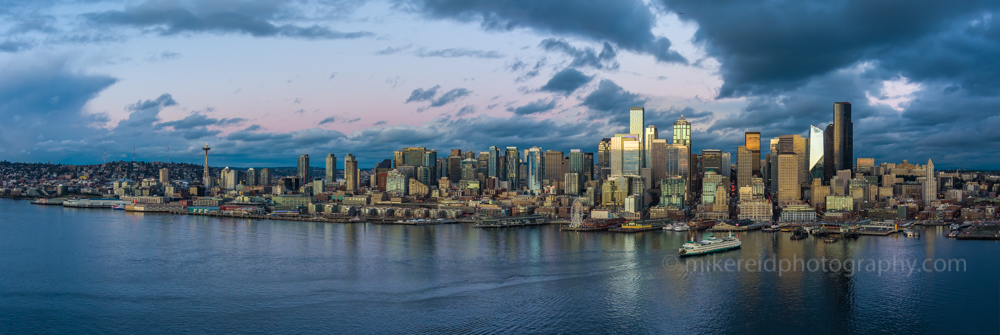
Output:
[{"xmin": 1, "ymin": 1, "xmax": 998, "ymax": 169}]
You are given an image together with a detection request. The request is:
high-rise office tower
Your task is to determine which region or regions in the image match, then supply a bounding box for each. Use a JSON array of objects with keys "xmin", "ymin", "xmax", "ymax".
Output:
[
  {"xmin": 777, "ymin": 152, "xmax": 799, "ymax": 206},
  {"xmin": 622, "ymin": 139, "xmax": 641, "ymax": 176},
  {"xmin": 297, "ymin": 154, "xmax": 310, "ymax": 182},
  {"xmin": 649, "ymin": 139, "xmax": 668, "ymax": 186},
  {"xmin": 393, "ymin": 150, "xmax": 403, "ymax": 168},
  {"xmin": 823, "ymin": 123, "xmax": 835, "ymax": 182},
  {"xmin": 544, "ymin": 150, "xmax": 564, "ymax": 183},
  {"xmin": 448, "ymin": 150, "xmax": 462, "ymax": 183},
  {"xmin": 597, "ymin": 138, "xmax": 611, "ymax": 180},
  {"xmin": 630, "ymin": 107, "xmax": 645, "ymax": 169},
  {"xmin": 583, "ymin": 152, "xmax": 594, "ymax": 182},
  {"xmin": 769, "ymin": 138, "xmax": 779, "ymax": 192},
  {"xmin": 645, "ymin": 125, "xmax": 657, "ymax": 168},
  {"xmin": 423, "ymin": 150, "xmax": 438, "ymax": 181},
  {"xmin": 832, "ymin": 102, "xmax": 853, "ymax": 173},
  {"xmin": 344, "ymin": 154, "xmax": 358, "ymax": 191},
  {"xmin": 159, "ymin": 168, "xmax": 169, "ymax": 185},
  {"xmin": 202, "ymin": 143, "xmax": 211, "ymax": 188},
  {"xmin": 924, "ymin": 158, "xmax": 936, "ymax": 205},
  {"xmin": 737, "ymin": 146, "xmax": 752, "ymax": 188},
  {"xmin": 325, "ymin": 154, "xmax": 337, "ymax": 182},
  {"xmin": 701, "ymin": 149, "xmax": 722, "ymax": 175},
  {"xmin": 809, "ymin": 125, "xmax": 825, "ymax": 180},
  {"xmin": 745, "ymin": 132, "xmax": 761, "ymax": 177},
  {"xmin": 673, "ymin": 115, "xmax": 692, "ymax": 189},
  {"xmin": 721, "ymin": 152, "xmax": 731, "ymax": 179},
  {"xmin": 525, "ymin": 147, "xmax": 543, "ymax": 191},
  {"xmin": 246, "ymin": 168, "xmax": 257, "ymax": 186},
  {"xmin": 568, "ymin": 150, "xmax": 586, "ymax": 193},
  {"xmin": 673, "ymin": 115, "xmax": 691, "ymax": 146},
  {"xmin": 488, "ymin": 146, "xmax": 503, "ymax": 180},
  {"xmin": 461, "ymin": 158, "xmax": 478, "ymax": 181},
  {"xmin": 505, "ymin": 147, "xmax": 520, "ymax": 190},
  {"xmin": 477, "ymin": 152, "xmax": 489, "ymax": 178},
  {"xmin": 403, "ymin": 147, "xmax": 425, "ymax": 166},
  {"xmin": 260, "ymin": 168, "xmax": 272, "ymax": 186}
]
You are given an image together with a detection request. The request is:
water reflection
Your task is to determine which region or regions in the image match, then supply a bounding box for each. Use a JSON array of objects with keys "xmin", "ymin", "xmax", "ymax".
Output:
[{"xmin": 0, "ymin": 199, "xmax": 997, "ymax": 334}]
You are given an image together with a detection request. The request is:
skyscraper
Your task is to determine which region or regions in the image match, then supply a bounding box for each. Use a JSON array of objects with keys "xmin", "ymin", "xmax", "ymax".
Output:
[
  {"xmin": 833, "ymin": 102, "xmax": 854, "ymax": 173},
  {"xmin": 701, "ymin": 149, "xmax": 722, "ymax": 175},
  {"xmin": 597, "ymin": 138, "xmax": 611, "ymax": 180},
  {"xmin": 644, "ymin": 124, "xmax": 657, "ymax": 168},
  {"xmin": 673, "ymin": 115, "xmax": 691, "ymax": 146},
  {"xmin": 403, "ymin": 147, "xmax": 425, "ymax": 166},
  {"xmin": 297, "ymin": 154, "xmax": 310, "ymax": 182},
  {"xmin": 737, "ymin": 146, "xmax": 752, "ymax": 188},
  {"xmin": 630, "ymin": 107, "xmax": 645, "ymax": 169},
  {"xmin": 809, "ymin": 125, "xmax": 824, "ymax": 180},
  {"xmin": 448, "ymin": 150, "xmax": 462, "ymax": 183},
  {"xmin": 525, "ymin": 147, "xmax": 543, "ymax": 191},
  {"xmin": 622, "ymin": 139, "xmax": 641, "ymax": 176},
  {"xmin": 543, "ymin": 150, "xmax": 564, "ymax": 183},
  {"xmin": 505, "ymin": 147, "xmax": 520, "ymax": 190},
  {"xmin": 488, "ymin": 146, "xmax": 503, "ymax": 180},
  {"xmin": 672, "ymin": 116, "xmax": 692, "ymax": 193},
  {"xmin": 423, "ymin": 150, "xmax": 438, "ymax": 181},
  {"xmin": 159, "ymin": 168, "xmax": 169, "ymax": 185},
  {"xmin": 649, "ymin": 139, "xmax": 668, "ymax": 186},
  {"xmin": 344, "ymin": 154, "xmax": 358, "ymax": 191},
  {"xmin": 745, "ymin": 132, "xmax": 761, "ymax": 177},
  {"xmin": 823, "ymin": 123, "xmax": 835, "ymax": 182},
  {"xmin": 325, "ymin": 153, "xmax": 337, "ymax": 182},
  {"xmin": 721, "ymin": 152, "xmax": 731, "ymax": 179},
  {"xmin": 924, "ymin": 158, "xmax": 936, "ymax": 205},
  {"xmin": 393, "ymin": 150, "xmax": 403, "ymax": 168},
  {"xmin": 246, "ymin": 168, "xmax": 257, "ymax": 186},
  {"xmin": 260, "ymin": 168, "xmax": 272, "ymax": 186}
]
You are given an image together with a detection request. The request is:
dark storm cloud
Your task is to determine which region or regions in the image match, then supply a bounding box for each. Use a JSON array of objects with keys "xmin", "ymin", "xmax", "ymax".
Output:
[
  {"xmin": 580, "ymin": 79, "xmax": 646, "ymax": 115},
  {"xmin": 405, "ymin": 0, "xmax": 686, "ymax": 63},
  {"xmin": 85, "ymin": 0, "xmax": 373, "ymax": 40},
  {"xmin": 540, "ymin": 68, "xmax": 593, "ymax": 95},
  {"xmin": 507, "ymin": 98, "xmax": 557, "ymax": 115},
  {"xmin": 539, "ymin": 39, "xmax": 618, "ymax": 70},
  {"xmin": 661, "ymin": 0, "xmax": 998, "ymax": 98}
]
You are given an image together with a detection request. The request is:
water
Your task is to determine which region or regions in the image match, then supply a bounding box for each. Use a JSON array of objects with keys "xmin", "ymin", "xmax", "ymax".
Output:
[{"xmin": 1, "ymin": 198, "xmax": 998, "ymax": 334}]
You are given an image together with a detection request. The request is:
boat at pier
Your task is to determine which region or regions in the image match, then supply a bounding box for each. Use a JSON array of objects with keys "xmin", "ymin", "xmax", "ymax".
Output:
[{"xmin": 688, "ymin": 219, "xmax": 717, "ymax": 231}]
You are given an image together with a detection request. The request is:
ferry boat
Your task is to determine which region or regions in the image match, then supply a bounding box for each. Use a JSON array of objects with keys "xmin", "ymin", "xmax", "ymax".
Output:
[
  {"xmin": 678, "ymin": 234, "xmax": 741, "ymax": 257},
  {"xmin": 112, "ymin": 204, "xmax": 127, "ymax": 210}
]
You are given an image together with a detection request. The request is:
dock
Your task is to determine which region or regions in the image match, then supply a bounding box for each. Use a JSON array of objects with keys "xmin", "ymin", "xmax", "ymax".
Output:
[
  {"xmin": 709, "ymin": 223, "xmax": 763, "ymax": 232},
  {"xmin": 955, "ymin": 223, "xmax": 1000, "ymax": 240},
  {"xmin": 473, "ymin": 215, "xmax": 547, "ymax": 228},
  {"xmin": 560, "ymin": 225, "xmax": 610, "ymax": 231}
]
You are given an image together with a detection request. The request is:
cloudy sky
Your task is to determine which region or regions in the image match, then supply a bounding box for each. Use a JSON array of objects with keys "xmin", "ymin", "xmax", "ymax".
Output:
[{"xmin": 0, "ymin": 0, "xmax": 997, "ymax": 169}]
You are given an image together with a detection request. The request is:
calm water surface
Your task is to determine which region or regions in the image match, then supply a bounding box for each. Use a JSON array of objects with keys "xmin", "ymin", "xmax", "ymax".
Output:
[{"xmin": 1, "ymin": 199, "xmax": 998, "ymax": 334}]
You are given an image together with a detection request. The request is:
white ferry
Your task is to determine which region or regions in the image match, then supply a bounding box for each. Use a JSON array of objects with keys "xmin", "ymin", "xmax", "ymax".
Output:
[{"xmin": 678, "ymin": 234, "xmax": 741, "ymax": 257}]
